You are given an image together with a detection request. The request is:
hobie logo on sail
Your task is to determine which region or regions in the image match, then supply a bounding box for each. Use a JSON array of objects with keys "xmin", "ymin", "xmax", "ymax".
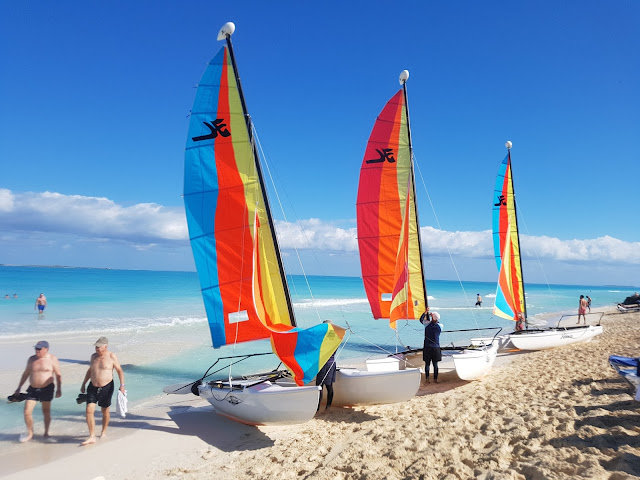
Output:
[
  {"xmin": 495, "ymin": 195, "xmax": 507, "ymax": 207},
  {"xmin": 192, "ymin": 119, "xmax": 231, "ymax": 142},
  {"xmin": 366, "ymin": 148, "xmax": 395, "ymax": 164}
]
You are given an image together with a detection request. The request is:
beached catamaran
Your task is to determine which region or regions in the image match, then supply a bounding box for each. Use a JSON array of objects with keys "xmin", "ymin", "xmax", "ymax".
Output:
[
  {"xmin": 181, "ymin": 22, "xmax": 344, "ymax": 425},
  {"xmin": 334, "ymin": 71, "xmax": 496, "ymax": 405},
  {"xmin": 492, "ymin": 142, "xmax": 603, "ymax": 350}
]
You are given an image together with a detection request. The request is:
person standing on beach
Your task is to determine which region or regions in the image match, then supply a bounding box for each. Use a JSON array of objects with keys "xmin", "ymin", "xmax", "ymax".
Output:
[
  {"xmin": 316, "ymin": 321, "xmax": 338, "ymax": 412},
  {"xmin": 578, "ymin": 295, "xmax": 588, "ymax": 325},
  {"xmin": 586, "ymin": 296, "xmax": 592, "ymax": 313},
  {"xmin": 13, "ymin": 340, "xmax": 62, "ymax": 443},
  {"xmin": 420, "ymin": 308, "xmax": 442, "ymax": 383},
  {"xmin": 80, "ymin": 337, "xmax": 125, "ymax": 445},
  {"xmin": 475, "ymin": 294, "xmax": 482, "ymax": 307},
  {"xmin": 34, "ymin": 293, "xmax": 47, "ymax": 314}
]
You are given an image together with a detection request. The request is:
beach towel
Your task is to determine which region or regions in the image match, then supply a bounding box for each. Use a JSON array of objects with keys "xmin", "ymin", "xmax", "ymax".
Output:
[{"xmin": 116, "ymin": 390, "xmax": 128, "ymax": 418}]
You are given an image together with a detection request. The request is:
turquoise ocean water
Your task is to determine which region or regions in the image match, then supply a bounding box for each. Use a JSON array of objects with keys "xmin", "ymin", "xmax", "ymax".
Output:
[{"xmin": 0, "ymin": 265, "xmax": 637, "ymax": 435}]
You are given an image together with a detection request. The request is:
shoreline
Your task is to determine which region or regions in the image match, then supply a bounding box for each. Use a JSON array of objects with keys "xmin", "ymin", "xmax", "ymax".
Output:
[{"xmin": 2, "ymin": 307, "xmax": 639, "ymax": 479}]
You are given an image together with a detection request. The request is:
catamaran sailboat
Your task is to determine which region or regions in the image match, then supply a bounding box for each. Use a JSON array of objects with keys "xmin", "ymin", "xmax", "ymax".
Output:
[
  {"xmin": 490, "ymin": 142, "xmax": 603, "ymax": 351},
  {"xmin": 333, "ymin": 71, "xmax": 495, "ymax": 407},
  {"xmin": 182, "ymin": 22, "xmax": 344, "ymax": 425}
]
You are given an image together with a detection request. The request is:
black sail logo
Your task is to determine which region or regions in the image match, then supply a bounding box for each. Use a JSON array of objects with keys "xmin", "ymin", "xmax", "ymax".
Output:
[
  {"xmin": 192, "ymin": 119, "xmax": 231, "ymax": 142},
  {"xmin": 366, "ymin": 148, "xmax": 395, "ymax": 164}
]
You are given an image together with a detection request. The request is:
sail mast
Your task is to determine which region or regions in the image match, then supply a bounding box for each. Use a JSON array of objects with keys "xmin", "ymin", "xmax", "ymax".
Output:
[
  {"xmin": 506, "ymin": 142, "xmax": 528, "ymax": 325},
  {"xmin": 400, "ymin": 71, "xmax": 429, "ymax": 309},
  {"xmin": 221, "ymin": 25, "xmax": 296, "ymax": 326}
]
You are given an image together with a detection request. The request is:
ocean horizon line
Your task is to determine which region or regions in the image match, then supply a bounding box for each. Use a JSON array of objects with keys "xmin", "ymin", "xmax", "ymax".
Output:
[{"xmin": 1, "ymin": 264, "xmax": 638, "ymax": 290}]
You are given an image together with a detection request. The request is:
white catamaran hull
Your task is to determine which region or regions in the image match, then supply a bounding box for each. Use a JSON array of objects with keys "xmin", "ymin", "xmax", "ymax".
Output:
[
  {"xmin": 470, "ymin": 335, "xmax": 513, "ymax": 351},
  {"xmin": 406, "ymin": 345, "xmax": 498, "ymax": 381},
  {"xmin": 198, "ymin": 380, "xmax": 320, "ymax": 426},
  {"xmin": 332, "ymin": 359, "xmax": 421, "ymax": 406},
  {"xmin": 450, "ymin": 345, "xmax": 498, "ymax": 381},
  {"xmin": 508, "ymin": 325, "xmax": 603, "ymax": 351}
]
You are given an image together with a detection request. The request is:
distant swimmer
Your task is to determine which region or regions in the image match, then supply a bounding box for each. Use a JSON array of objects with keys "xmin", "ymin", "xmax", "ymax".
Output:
[
  {"xmin": 13, "ymin": 293, "xmax": 18, "ymax": 299},
  {"xmin": 475, "ymin": 294, "xmax": 482, "ymax": 307},
  {"xmin": 4, "ymin": 294, "xmax": 9, "ymax": 299},
  {"xmin": 35, "ymin": 294, "xmax": 47, "ymax": 314}
]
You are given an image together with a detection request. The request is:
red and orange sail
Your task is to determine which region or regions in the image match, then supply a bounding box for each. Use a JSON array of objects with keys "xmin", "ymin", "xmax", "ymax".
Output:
[{"xmin": 356, "ymin": 88, "xmax": 426, "ymax": 327}]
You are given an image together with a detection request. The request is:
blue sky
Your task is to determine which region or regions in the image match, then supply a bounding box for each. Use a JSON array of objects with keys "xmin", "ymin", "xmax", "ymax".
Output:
[{"xmin": 1, "ymin": 1, "xmax": 638, "ymax": 287}]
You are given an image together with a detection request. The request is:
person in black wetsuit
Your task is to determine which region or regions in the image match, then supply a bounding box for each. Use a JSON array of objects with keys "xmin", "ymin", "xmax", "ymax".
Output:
[
  {"xmin": 316, "ymin": 320, "xmax": 338, "ymax": 411},
  {"xmin": 420, "ymin": 308, "xmax": 442, "ymax": 383}
]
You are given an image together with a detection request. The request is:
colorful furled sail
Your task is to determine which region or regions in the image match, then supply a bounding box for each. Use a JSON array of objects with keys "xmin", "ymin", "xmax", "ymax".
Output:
[
  {"xmin": 356, "ymin": 88, "xmax": 426, "ymax": 326},
  {"xmin": 271, "ymin": 322, "xmax": 346, "ymax": 386},
  {"xmin": 184, "ymin": 44, "xmax": 343, "ymax": 384},
  {"xmin": 492, "ymin": 149, "xmax": 526, "ymax": 321}
]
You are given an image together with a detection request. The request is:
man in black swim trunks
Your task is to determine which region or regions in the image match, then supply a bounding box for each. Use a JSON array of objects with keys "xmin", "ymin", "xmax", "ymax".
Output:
[
  {"xmin": 79, "ymin": 337, "xmax": 125, "ymax": 445},
  {"xmin": 14, "ymin": 340, "xmax": 62, "ymax": 442}
]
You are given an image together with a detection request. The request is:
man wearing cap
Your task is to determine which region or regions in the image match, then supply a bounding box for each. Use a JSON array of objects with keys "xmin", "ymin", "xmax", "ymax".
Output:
[
  {"xmin": 14, "ymin": 340, "xmax": 62, "ymax": 442},
  {"xmin": 419, "ymin": 308, "xmax": 443, "ymax": 384},
  {"xmin": 79, "ymin": 336, "xmax": 125, "ymax": 445}
]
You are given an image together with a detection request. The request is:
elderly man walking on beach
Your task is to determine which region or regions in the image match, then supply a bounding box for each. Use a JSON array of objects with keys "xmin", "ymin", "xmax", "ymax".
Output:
[
  {"xmin": 80, "ymin": 337, "xmax": 125, "ymax": 445},
  {"xmin": 13, "ymin": 340, "xmax": 62, "ymax": 442}
]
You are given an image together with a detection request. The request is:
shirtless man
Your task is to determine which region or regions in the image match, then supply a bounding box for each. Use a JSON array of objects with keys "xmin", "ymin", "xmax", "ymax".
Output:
[
  {"xmin": 34, "ymin": 293, "xmax": 47, "ymax": 314},
  {"xmin": 80, "ymin": 337, "xmax": 125, "ymax": 445},
  {"xmin": 14, "ymin": 340, "xmax": 62, "ymax": 442}
]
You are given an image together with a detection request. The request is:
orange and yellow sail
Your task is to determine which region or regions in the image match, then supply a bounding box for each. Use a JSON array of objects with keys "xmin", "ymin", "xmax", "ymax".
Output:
[
  {"xmin": 492, "ymin": 150, "xmax": 526, "ymax": 321},
  {"xmin": 356, "ymin": 88, "xmax": 426, "ymax": 328},
  {"xmin": 184, "ymin": 44, "xmax": 343, "ymax": 385}
]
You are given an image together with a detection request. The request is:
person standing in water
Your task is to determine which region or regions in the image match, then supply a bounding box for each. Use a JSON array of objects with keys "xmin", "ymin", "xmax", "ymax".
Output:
[
  {"xmin": 80, "ymin": 337, "xmax": 125, "ymax": 445},
  {"xmin": 34, "ymin": 293, "xmax": 47, "ymax": 314},
  {"xmin": 14, "ymin": 340, "xmax": 62, "ymax": 442},
  {"xmin": 475, "ymin": 294, "xmax": 482, "ymax": 307}
]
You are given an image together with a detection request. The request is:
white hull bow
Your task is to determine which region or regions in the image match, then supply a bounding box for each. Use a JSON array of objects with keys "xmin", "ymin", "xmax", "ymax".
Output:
[
  {"xmin": 332, "ymin": 356, "xmax": 421, "ymax": 406},
  {"xmin": 198, "ymin": 379, "xmax": 319, "ymax": 426},
  {"xmin": 450, "ymin": 345, "xmax": 498, "ymax": 380}
]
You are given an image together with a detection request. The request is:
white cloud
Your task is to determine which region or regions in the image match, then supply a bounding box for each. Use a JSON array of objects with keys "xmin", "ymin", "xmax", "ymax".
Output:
[
  {"xmin": 0, "ymin": 188, "xmax": 15, "ymax": 212},
  {"xmin": 0, "ymin": 190, "xmax": 187, "ymax": 245},
  {"xmin": 0, "ymin": 190, "xmax": 637, "ymax": 268},
  {"xmin": 275, "ymin": 218, "xmax": 358, "ymax": 252}
]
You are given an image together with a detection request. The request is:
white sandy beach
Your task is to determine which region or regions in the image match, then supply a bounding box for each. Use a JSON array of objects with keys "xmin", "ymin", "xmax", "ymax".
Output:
[{"xmin": 1, "ymin": 307, "xmax": 639, "ymax": 480}]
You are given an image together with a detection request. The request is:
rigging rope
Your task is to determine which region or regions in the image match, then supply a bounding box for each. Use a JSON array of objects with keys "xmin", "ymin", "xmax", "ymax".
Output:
[{"xmin": 413, "ymin": 157, "xmax": 482, "ymax": 330}]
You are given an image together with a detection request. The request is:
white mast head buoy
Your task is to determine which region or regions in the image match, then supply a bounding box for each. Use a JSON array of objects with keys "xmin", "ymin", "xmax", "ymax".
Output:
[
  {"xmin": 217, "ymin": 22, "xmax": 236, "ymax": 41},
  {"xmin": 399, "ymin": 70, "xmax": 409, "ymax": 85},
  {"xmin": 505, "ymin": 140, "xmax": 512, "ymax": 150}
]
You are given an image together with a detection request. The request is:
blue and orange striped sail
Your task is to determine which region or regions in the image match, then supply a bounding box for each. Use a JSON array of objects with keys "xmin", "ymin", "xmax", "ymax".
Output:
[
  {"xmin": 184, "ymin": 42, "xmax": 343, "ymax": 385},
  {"xmin": 356, "ymin": 85, "xmax": 426, "ymax": 327},
  {"xmin": 492, "ymin": 148, "xmax": 526, "ymax": 321}
]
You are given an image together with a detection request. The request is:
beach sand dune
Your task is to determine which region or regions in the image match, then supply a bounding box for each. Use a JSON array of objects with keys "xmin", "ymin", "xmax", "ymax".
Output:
[{"xmin": 2, "ymin": 309, "xmax": 640, "ymax": 480}]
